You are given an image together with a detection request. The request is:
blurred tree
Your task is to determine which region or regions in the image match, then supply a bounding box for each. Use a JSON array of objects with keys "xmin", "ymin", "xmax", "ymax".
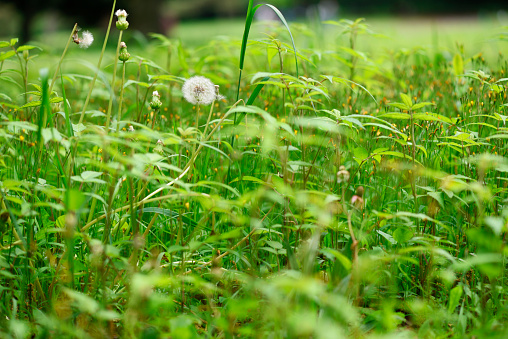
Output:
[
  {"xmin": 1, "ymin": 0, "xmax": 164, "ymax": 43},
  {"xmin": 2, "ymin": 0, "xmax": 507, "ymax": 42}
]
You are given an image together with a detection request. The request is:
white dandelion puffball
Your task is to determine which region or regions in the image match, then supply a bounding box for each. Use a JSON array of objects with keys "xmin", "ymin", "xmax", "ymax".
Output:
[
  {"xmin": 79, "ymin": 31, "xmax": 94, "ymax": 49},
  {"xmin": 182, "ymin": 76, "xmax": 217, "ymax": 105}
]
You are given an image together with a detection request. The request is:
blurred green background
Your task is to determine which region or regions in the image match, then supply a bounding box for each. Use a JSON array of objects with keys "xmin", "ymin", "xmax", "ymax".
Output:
[{"xmin": 1, "ymin": 0, "xmax": 507, "ymax": 45}]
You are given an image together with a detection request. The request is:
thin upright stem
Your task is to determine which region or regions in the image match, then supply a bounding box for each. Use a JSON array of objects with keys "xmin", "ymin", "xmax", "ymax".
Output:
[
  {"xmin": 105, "ymin": 30, "xmax": 123, "ymax": 132},
  {"xmin": 78, "ymin": 0, "xmax": 117, "ymax": 124},
  {"xmin": 116, "ymin": 61, "xmax": 127, "ymax": 132},
  {"xmin": 48, "ymin": 23, "xmax": 78, "ymax": 96},
  {"xmin": 410, "ymin": 110, "xmax": 418, "ymax": 215}
]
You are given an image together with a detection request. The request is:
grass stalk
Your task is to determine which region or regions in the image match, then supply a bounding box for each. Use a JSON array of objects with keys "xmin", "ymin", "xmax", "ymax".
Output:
[{"xmin": 78, "ymin": 0, "xmax": 117, "ymax": 124}]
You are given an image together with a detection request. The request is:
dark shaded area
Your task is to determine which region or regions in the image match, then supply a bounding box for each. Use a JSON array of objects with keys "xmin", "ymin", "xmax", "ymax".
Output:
[
  {"xmin": 2, "ymin": 0, "xmax": 164, "ymax": 43},
  {"xmin": 2, "ymin": 0, "xmax": 507, "ymax": 43},
  {"xmin": 341, "ymin": 0, "xmax": 507, "ymax": 15}
]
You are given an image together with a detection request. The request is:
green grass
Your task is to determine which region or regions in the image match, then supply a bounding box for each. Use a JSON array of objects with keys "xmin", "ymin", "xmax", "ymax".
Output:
[{"xmin": 0, "ymin": 7, "xmax": 508, "ymax": 339}]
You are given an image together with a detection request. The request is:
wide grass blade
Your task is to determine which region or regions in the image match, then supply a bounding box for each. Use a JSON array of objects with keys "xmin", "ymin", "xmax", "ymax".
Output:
[{"xmin": 238, "ymin": 1, "xmax": 299, "ymax": 90}]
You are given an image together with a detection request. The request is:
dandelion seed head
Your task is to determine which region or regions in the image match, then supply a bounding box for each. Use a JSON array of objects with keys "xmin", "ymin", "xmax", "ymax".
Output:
[
  {"xmin": 79, "ymin": 31, "xmax": 94, "ymax": 49},
  {"xmin": 182, "ymin": 76, "xmax": 217, "ymax": 105}
]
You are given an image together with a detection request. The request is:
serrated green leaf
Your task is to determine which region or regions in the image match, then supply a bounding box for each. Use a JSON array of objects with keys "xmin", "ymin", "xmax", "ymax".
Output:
[
  {"xmin": 387, "ymin": 102, "xmax": 409, "ymax": 111},
  {"xmin": 400, "ymin": 93, "xmax": 413, "ymax": 108},
  {"xmin": 411, "ymin": 102, "xmax": 434, "ymax": 110}
]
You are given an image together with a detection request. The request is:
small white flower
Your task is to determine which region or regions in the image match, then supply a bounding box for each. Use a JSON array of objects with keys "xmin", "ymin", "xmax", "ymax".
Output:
[
  {"xmin": 150, "ymin": 90, "xmax": 163, "ymax": 110},
  {"xmin": 128, "ymin": 125, "xmax": 134, "ymax": 132},
  {"xmin": 115, "ymin": 9, "xmax": 128, "ymax": 18},
  {"xmin": 115, "ymin": 9, "xmax": 129, "ymax": 30},
  {"xmin": 182, "ymin": 76, "xmax": 220, "ymax": 105},
  {"xmin": 79, "ymin": 31, "xmax": 94, "ymax": 49}
]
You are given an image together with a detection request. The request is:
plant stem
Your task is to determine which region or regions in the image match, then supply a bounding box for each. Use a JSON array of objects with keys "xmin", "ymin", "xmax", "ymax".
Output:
[
  {"xmin": 105, "ymin": 30, "xmax": 123, "ymax": 133},
  {"xmin": 410, "ymin": 110, "xmax": 418, "ymax": 215},
  {"xmin": 48, "ymin": 23, "xmax": 78, "ymax": 96},
  {"xmin": 78, "ymin": 0, "xmax": 117, "ymax": 124},
  {"xmin": 116, "ymin": 61, "xmax": 127, "ymax": 133}
]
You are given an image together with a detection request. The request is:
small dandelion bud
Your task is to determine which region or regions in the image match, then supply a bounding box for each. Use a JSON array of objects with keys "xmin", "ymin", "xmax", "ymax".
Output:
[
  {"xmin": 182, "ymin": 76, "xmax": 217, "ymax": 105},
  {"xmin": 154, "ymin": 139, "xmax": 164, "ymax": 154},
  {"xmin": 115, "ymin": 9, "xmax": 129, "ymax": 30},
  {"xmin": 214, "ymin": 85, "xmax": 226, "ymax": 101},
  {"xmin": 337, "ymin": 166, "xmax": 350, "ymax": 183},
  {"xmin": 118, "ymin": 41, "xmax": 130, "ymax": 61},
  {"xmin": 150, "ymin": 90, "xmax": 162, "ymax": 110}
]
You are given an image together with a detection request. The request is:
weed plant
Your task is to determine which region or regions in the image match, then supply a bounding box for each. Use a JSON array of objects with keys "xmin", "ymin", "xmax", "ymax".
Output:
[{"xmin": 1, "ymin": 1, "xmax": 508, "ymax": 338}]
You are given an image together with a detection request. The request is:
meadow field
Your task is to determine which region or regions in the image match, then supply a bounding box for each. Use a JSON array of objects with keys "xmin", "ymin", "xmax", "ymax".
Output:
[{"xmin": 0, "ymin": 2, "xmax": 508, "ymax": 338}]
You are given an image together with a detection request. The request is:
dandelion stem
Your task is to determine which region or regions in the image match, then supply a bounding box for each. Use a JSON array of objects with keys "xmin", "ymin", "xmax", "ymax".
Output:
[
  {"xmin": 105, "ymin": 30, "xmax": 123, "ymax": 132},
  {"xmin": 78, "ymin": 0, "xmax": 117, "ymax": 124},
  {"xmin": 410, "ymin": 110, "xmax": 418, "ymax": 216},
  {"xmin": 48, "ymin": 23, "xmax": 78, "ymax": 97},
  {"xmin": 116, "ymin": 60, "xmax": 127, "ymax": 132},
  {"xmin": 202, "ymin": 101, "xmax": 215, "ymax": 137}
]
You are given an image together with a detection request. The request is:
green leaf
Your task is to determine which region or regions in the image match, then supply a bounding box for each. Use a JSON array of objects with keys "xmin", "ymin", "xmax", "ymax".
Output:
[
  {"xmin": 393, "ymin": 228, "xmax": 414, "ymax": 244},
  {"xmin": 147, "ymin": 74, "xmax": 182, "ymax": 82},
  {"xmin": 448, "ymin": 285, "xmax": 463, "ymax": 314},
  {"xmin": 377, "ymin": 150, "xmax": 413, "ymax": 161},
  {"xmin": 377, "ymin": 230, "xmax": 396, "ymax": 245},
  {"xmin": 379, "ymin": 112, "xmax": 410, "ymax": 120},
  {"xmin": 71, "ymin": 171, "xmax": 106, "ymax": 184},
  {"xmin": 123, "ymin": 80, "xmax": 150, "ymax": 89},
  {"xmin": 400, "ymin": 93, "xmax": 413, "ymax": 109},
  {"xmin": 487, "ymin": 134, "xmax": 508, "ymax": 139},
  {"xmin": 413, "ymin": 112, "xmax": 452, "ymax": 124},
  {"xmin": 266, "ymin": 240, "xmax": 283, "ymax": 250},
  {"xmin": 64, "ymin": 289, "xmax": 100, "ymax": 314},
  {"xmin": 427, "ymin": 191, "xmax": 444, "ymax": 208},
  {"xmin": 17, "ymin": 45, "xmax": 41, "ymax": 52},
  {"xmin": 452, "ymin": 53, "xmax": 464, "ymax": 76},
  {"xmin": 320, "ymin": 248, "xmax": 352, "ymax": 271},
  {"xmin": 353, "ymin": 147, "xmax": 369, "ymax": 164},
  {"xmin": 411, "ymin": 102, "xmax": 434, "ymax": 110},
  {"xmin": 387, "ymin": 102, "xmax": 409, "ymax": 111},
  {"xmin": 41, "ymin": 128, "xmax": 63, "ymax": 144},
  {"xmin": 0, "ymin": 50, "xmax": 16, "ymax": 61},
  {"xmin": 72, "ymin": 123, "xmax": 86, "ymax": 135},
  {"xmin": 66, "ymin": 189, "xmax": 86, "ymax": 211},
  {"xmin": 484, "ymin": 216, "xmax": 505, "ymax": 236}
]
